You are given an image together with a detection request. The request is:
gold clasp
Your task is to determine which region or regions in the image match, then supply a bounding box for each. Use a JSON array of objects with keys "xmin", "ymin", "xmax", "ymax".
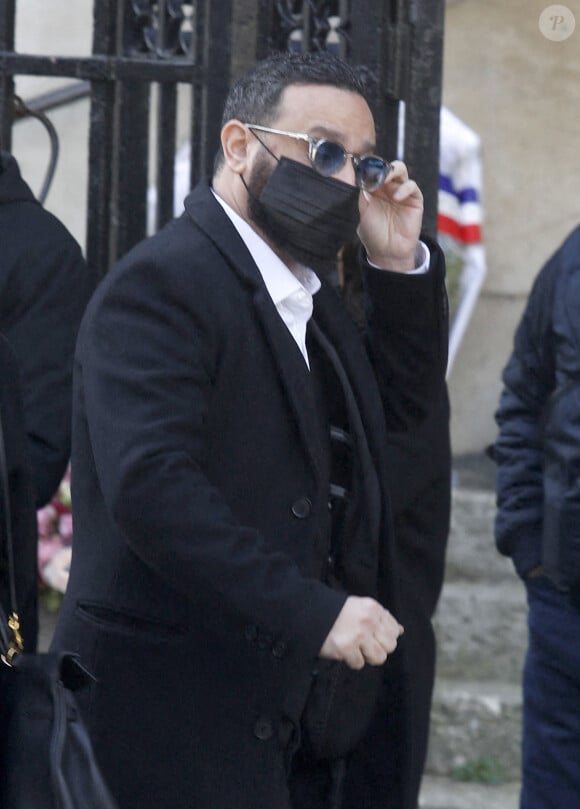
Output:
[{"xmin": 1, "ymin": 612, "xmax": 24, "ymax": 667}]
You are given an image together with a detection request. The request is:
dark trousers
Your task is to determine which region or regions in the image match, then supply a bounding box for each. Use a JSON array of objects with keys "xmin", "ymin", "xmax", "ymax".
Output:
[{"xmin": 521, "ymin": 577, "xmax": 580, "ymax": 809}]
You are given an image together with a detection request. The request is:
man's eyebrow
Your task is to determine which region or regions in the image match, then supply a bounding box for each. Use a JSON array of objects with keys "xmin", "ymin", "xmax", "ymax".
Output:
[{"xmin": 308, "ymin": 125, "xmax": 376, "ymax": 154}]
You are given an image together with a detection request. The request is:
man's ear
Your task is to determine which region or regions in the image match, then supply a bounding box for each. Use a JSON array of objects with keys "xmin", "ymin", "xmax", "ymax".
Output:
[{"xmin": 220, "ymin": 120, "xmax": 251, "ymax": 174}]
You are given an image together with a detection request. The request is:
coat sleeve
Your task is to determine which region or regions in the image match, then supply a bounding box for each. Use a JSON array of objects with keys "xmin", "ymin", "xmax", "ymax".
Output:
[
  {"xmin": 0, "ymin": 206, "xmax": 96, "ymax": 506},
  {"xmin": 360, "ymin": 238, "xmax": 449, "ymax": 433},
  {"xmin": 494, "ymin": 257, "xmax": 558, "ymax": 578}
]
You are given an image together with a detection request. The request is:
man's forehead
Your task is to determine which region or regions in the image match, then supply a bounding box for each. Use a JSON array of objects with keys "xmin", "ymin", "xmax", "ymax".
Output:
[
  {"xmin": 275, "ymin": 83, "xmax": 376, "ymax": 146},
  {"xmin": 277, "ymin": 81, "xmax": 366, "ymax": 107}
]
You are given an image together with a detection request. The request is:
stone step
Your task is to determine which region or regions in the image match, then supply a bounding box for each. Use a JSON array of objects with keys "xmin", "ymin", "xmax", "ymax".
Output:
[
  {"xmin": 446, "ymin": 489, "xmax": 516, "ymax": 584},
  {"xmin": 425, "ymin": 679, "xmax": 521, "ymax": 782},
  {"xmin": 433, "ymin": 580, "xmax": 527, "ymax": 682},
  {"xmin": 419, "ymin": 775, "xmax": 519, "ymax": 809}
]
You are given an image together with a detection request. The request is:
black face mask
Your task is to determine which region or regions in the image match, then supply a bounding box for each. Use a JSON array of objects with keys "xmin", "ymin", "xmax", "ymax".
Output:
[{"xmin": 245, "ymin": 156, "xmax": 361, "ymax": 276}]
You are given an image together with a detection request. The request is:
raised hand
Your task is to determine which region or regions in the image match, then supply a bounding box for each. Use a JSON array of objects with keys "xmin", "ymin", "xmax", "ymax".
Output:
[{"xmin": 357, "ymin": 160, "xmax": 424, "ymax": 273}]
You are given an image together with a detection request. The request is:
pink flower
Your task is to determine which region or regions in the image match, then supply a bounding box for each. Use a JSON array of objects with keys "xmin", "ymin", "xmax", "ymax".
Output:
[
  {"xmin": 38, "ymin": 534, "xmax": 65, "ymax": 570},
  {"xmin": 37, "ymin": 504, "xmax": 58, "ymax": 538},
  {"xmin": 58, "ymin": 512, "xmax": 74, "ymax": 543},
  {"xmin": 42, "ymin": 547, "xmax": 72, "ymax": 594},
  {"xmin": 37, "ymin": 466, "xmax": 74, "ymax": 593}
]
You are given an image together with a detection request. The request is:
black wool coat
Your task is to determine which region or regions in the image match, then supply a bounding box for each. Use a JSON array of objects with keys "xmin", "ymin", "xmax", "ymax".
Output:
[
  {"xmin": 52, "ymin": 183, "xmax": 447, "ymax": 809},
  {"xmin": 0, "ymin": 152, "xmax": 96, "ymax": 507}
]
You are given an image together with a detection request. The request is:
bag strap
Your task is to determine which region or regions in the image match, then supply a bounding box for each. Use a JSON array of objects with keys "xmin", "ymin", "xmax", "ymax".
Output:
[{"xmin": 0, "ymin": 406, "xmax": 24, "ymax": 664}]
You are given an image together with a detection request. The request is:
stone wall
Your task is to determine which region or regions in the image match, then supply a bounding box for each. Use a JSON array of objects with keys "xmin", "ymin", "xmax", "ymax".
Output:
[{"xmin": 443, "ymin": 0, "xmax": 580, "ymax": 455}]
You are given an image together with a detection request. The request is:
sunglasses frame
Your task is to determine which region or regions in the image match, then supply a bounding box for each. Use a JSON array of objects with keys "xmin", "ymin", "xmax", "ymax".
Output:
[{"xmin": 245, "ymin": 123, "xmax": 391, "ymax": 191}]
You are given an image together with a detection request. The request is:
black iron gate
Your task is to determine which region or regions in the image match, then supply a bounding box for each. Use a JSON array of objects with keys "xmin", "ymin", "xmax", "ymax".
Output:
[{"xmin": 0, "ymin": 0, "xmax": 444, "ymax": 276}]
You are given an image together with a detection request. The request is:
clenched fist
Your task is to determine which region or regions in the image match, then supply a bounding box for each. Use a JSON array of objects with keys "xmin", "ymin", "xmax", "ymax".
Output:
[{"xmin": 319, "ymin": 596, "xmax": 404, "ymax": 670}]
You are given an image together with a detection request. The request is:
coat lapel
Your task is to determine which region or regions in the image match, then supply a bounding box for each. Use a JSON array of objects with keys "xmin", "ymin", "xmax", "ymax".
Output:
[{"xmin": 184, "ymin": 184, "xmax": 324, "ymax": 481}]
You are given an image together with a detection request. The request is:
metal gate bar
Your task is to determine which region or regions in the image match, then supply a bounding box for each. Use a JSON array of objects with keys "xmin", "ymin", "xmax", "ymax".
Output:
[{"xmin": 0, "ymin": 0, "xmax": 226, "ymax": 276}]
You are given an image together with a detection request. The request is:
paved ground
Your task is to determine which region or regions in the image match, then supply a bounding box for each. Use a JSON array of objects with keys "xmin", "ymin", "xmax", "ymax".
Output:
[{"xmin": 421, "ymin": 775, "xmax": 519, "ymax": 809}]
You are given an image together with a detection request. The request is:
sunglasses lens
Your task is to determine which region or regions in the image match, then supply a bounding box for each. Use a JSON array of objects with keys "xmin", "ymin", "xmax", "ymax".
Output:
[
  {"xmin": 357, "ymin": 156, "xmax": 389, "ymax": 191},
  {"xmin": 311, "ymin": 140, "xmax": 347, "ymax": 177}
]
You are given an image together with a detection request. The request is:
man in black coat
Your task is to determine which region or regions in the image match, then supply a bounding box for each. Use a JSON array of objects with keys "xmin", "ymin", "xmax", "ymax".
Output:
[
  {"xmin": 0, "ymin": 152, "xmax": 96, "ymax": 649},
  {"xmin": 52, "ymin": 51, "xmax": 448, "ymax": 809}
]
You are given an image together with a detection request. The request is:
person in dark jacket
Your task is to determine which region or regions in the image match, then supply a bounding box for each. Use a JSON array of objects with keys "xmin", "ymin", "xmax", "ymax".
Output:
[
  {"xmin": 0, "ymin": 151, "xmax": 96, "ymax": 649},
  {"xmin": 51, "ymin": 51, "xmax": 448, "ymax": 809},
  {"xmin": 0, "ymin": 151, "xmax": 96, "ymax": 508},
  {"xmin": 494, "ymin": 226, "xmax": 580, "ymax": 809}
]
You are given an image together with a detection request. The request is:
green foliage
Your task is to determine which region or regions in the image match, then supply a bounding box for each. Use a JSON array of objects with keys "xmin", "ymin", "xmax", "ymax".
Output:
[
  {"xmin": 450, "ymin": 754, "xmax": 506, "ymax": 785},
  {"xmin": 39, "ymin": 584, "xmax": 64, "ymax": 614}
]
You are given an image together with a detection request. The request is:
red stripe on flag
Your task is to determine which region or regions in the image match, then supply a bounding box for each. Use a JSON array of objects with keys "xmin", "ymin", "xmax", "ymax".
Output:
[{"xmin": 438, "ymin": 214, "xmax": 482, "ymax": 244}]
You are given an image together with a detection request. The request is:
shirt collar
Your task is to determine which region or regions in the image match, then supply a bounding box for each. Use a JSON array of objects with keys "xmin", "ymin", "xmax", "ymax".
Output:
[{"xmin": 211, "ymin": 189, "xmax": 321, "ymax": 305}]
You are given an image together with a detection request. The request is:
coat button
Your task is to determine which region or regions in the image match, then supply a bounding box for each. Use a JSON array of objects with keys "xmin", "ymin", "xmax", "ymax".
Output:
[
  {"xmin": 245, "ymin": 624, "xmax": 258, "ymax": 642},
  {"xmin": 291, "ymin": 497, "xmax": 312, "ymax": 519},
  {"xmin": 257, "ymin": 633, "xmax": 273, "ymax": 650},
  {"xmin": 272, "ymin": 640, "xmax": 287, "ymax": 658},
  {"xmin": 254, "ymin": 718, "xmax": 273, "ymax": 741}
]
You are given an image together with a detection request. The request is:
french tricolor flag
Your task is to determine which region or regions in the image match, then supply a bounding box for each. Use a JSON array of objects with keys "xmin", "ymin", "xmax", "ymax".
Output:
[{"xmin": 438, "ymin": 107, "xmax": 483, "ymax": 245}]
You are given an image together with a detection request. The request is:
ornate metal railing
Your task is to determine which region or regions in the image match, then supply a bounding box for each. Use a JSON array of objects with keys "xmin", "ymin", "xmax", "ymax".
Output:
[{"xmin": 0, "ymin": 0, "xmax": 230, "ymax": 275}]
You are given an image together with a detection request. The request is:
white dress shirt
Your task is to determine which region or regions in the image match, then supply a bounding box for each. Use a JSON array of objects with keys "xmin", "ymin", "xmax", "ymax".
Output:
[
  {"xmin": 212, "ymin": 189, "xmax": 429, "ymax": 368},
  {"xmin": 212, "ymin": 191, "xmax": 320, "ymax": 367}
]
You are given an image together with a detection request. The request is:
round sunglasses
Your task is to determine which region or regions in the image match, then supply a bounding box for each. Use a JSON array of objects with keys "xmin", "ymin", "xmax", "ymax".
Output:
[{"xmin": 245, "ymin": 123, "xmax": 391, "ymax": 192}]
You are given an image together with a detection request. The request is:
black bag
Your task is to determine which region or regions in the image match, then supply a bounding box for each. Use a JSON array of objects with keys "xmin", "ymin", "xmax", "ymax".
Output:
[
  {"xmin": 0, "ymin": 647, "xmax": 120, "ymax": 809},
  {"xmin": 300, "ymin": 658, "xmax": 383, "ymax": 760},
  {"xmin": 0, "ymin": 411, "xmax": 119, "ymax": 809}
]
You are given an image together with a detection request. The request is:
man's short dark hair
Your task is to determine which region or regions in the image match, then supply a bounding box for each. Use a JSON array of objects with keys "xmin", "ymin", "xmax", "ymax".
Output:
[
  {"xmin": 214, "ymin": 50, "xmax": 373, "ymax": 174},
  {"xmin": 221, "ymin": 50, "xmax": 371, "ymax": 128}
]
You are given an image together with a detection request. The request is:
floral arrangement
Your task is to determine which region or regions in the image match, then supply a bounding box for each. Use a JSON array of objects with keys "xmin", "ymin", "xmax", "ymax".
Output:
[{"xmin": 37, "ymin": 467, "xmax": 73, "ymax": 610}]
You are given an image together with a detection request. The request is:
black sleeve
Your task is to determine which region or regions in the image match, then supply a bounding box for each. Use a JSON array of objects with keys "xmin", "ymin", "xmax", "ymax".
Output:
[
  {"xmin": 494, "ymin": 253, "xmax": 559, "ymax": 577},
  {"xmin": 0, "ymin": 205, "xmax": 97, "ymax": 506},
  {"xmin": 361, "ymin": 238, "xmax": 449, "ymax": 432}
]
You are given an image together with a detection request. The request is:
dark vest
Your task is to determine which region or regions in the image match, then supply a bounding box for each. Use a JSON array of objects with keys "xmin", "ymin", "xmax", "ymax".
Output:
[
  {"xmin": 307, "ymin": 320, "xmax": 382, "ymax": 597},
  {"xmin": 298, "ymin": 321, "xmax": 384, "ymax": 762}
]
